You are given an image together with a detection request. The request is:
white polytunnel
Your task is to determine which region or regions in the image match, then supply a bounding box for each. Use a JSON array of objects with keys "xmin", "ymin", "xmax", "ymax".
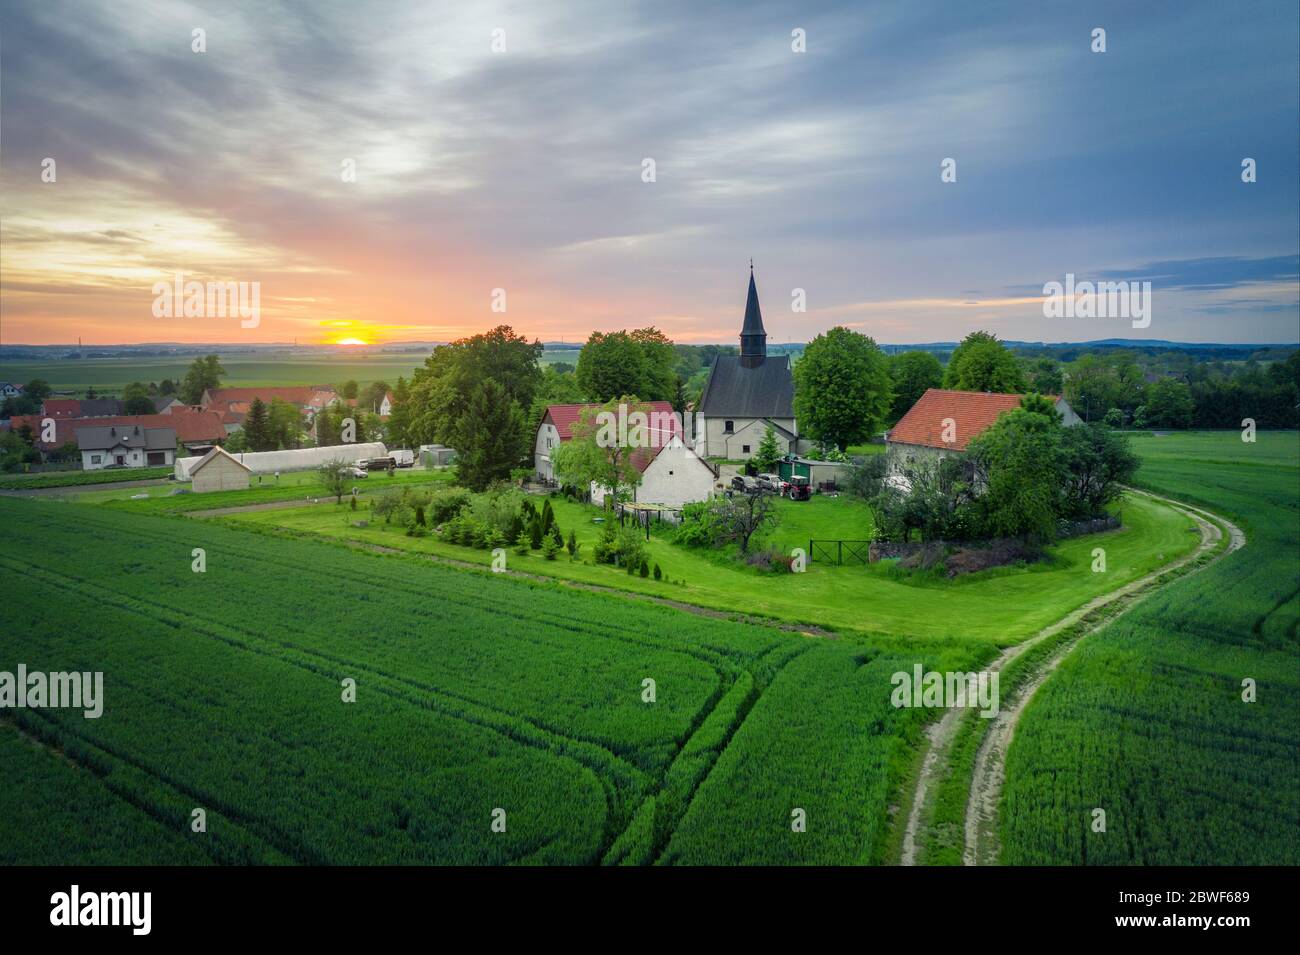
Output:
[{"xmin": 173, "ymin": 442, "xmax": 388, "ymax": 481}]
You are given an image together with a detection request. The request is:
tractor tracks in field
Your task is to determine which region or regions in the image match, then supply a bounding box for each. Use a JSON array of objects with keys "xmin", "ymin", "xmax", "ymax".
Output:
[{"xmin": 899, "ymin": 490, "xmax": 1245, "ymax": 867}]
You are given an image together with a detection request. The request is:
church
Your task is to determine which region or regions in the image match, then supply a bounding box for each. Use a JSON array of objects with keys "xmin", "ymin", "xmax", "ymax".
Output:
[{"xmin": 694, "ymin": 268, "xmax": 807, "ymax": 461}]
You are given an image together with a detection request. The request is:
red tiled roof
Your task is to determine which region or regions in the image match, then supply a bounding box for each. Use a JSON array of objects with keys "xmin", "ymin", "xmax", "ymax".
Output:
[
  {"xmin": 41, "ymin": 399, "xmax": 81, "ymax": 418},
  {"xmin": 887, "ymin": 389, "xmax": 1059, "ymax": 451},
  {"xmin": 10, "ymin": 411, "xmax": 227, "ymax": 450},
  {"xmin": 203, "ymin": 387, "xmax": 317, "ymax": 411},
  {"xmin": 543, "ymin": 401, "xmax": 678, "ymax": 442}
]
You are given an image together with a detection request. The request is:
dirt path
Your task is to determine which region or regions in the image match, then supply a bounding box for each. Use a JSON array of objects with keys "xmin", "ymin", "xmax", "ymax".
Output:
[
  {"xmin": 962, "ymin": 495, "xmax": 1243, "ymax": 865},
  {"xmin": 899, "ymin": 491, "xmax": 1244, "ymax": 866}
]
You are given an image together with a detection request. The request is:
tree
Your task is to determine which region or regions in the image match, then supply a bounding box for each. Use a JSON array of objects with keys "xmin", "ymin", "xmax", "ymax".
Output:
[
  {"xmin": 244, "ymin": 398, "xmax": 272, "ymax": 451},
  {"xmin": 1019, "ymin": 392, "xmax": 1063, "ymax": 423},
  {"xmin": 888, "ymin": 351, "xmax": 943, "ymax": 420},
  {"xmin": 318, "ymin": 458, "xmax": 352, "ymax": 504},
  {"xmin": 451, "ymin": 379, "xmax": 529, "ymax": 492},
  {"xmin": 341, "ymin": 380, "xmax": 359, "ymax": 400},
  {"xmin": 1058, "ymin": 423, "xmax": 1140, "ymax": 519},
  {"xmin": 872, "ymin": 454, "xmax": 978, "ymax": 543},
  {"xmin": 575, "ymin": 328, "xmax": 676, "ymax": 402},
  {"xmin": 23, "ymin": 379, "xmax": 52, "ymax": 402},
  {"xmin": 1027, "ymin": 357, "xmax": 1063, "ymax": 394},
  {"xmin": 752, "ymin": 425, "xmax": 782, "ymax": 472},
  {"xmin": 943, "ymin": 332, "xmax": 1027, "ymax": 393},
  {"xmin": 385, "ymin": 377, "xmax": 413, "ymax": 448},
  {"xmin": 793, "ymin": 327, "xmax": 892, "ymax": 450},
  {"xmin": 967, "ymin": 409, "xmax": 1066, "ymax": 541},
  {"xmin": 267, "ymin": 398, "xmax": 304, "ymax": 449},
  {"xmin": 122, "ymin": 382, "xmax": 154, "ymax": 415},
  {"xmin": 407, "ymin": 326, "xmax": 542, "ymax": 447},
  {"xmin": 1143, "ymin": 378, "xmax": 1195, "ymax": 428},
  {"xmin": 361, "ymin": 380, "xmax": 391, "ymax": 414},
  {"xmin": 179, "ymin": 355, "xmax": 226, "ymax": 405},
  {"xmin": 705, "ymin": 492, "xmax": 779, "ymax": 556}
]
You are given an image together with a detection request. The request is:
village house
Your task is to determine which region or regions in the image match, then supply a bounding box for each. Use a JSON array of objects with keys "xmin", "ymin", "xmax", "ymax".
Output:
[
  {"xmin": 0, "ymin": 382, "xmax": 23, "ymax": 399},
  {"xmin": 886, "ymin": 388, "xmax": 1082, "ymax": 471},
  {"xmin": 694, "ymin": 267, "xmax": 808, "ymax": 460},
  {"xmin": 76, "ymin": 424, "xmax": 177, "ymax": 470},
  {"xmin": 151, "ymin": 395, "xmax": 188, "ymax": 414},
  {"xmin": 535, "ymin": 400, "xmax": 717, "ymax": 507},
  {"xmin": 201, "ymin": 386, "xmax": 330, "ymax": 418},
  {"xmin": 8, "ymin": 410, "xmax": 227, "ymax": 460},
  {"xmin": 589, "ymin": 434, "xmax": 719, "ymax": 509},
  {"xmin": 41, "ymin": 397, "xmax": 123, "ymax": 418}
]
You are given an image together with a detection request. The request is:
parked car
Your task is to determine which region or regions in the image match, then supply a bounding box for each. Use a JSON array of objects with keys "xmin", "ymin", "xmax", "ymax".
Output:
[
  {"xmin": 359, "ymin": 456, "xmax": 396, "ymax": 472},
  {"xmin": 729, "ymin": 474, "xmax": 759, "ymax": 494},
  {"xmin": 342, "ymin": 465, "xmax": 368, "ymax": 479},
  {"xmin": 755, "ymin": 473, "xmax": 788, "ymax": 494}
]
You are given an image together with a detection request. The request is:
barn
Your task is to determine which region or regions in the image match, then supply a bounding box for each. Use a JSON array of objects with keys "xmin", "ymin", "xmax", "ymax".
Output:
[
  {"xmin": 886, "ymin": 388, "xmax": 1082, "ymax": 471},
  {"xmin": 188, "ymin": 446, "xmax": 253, "ymax": 493}
]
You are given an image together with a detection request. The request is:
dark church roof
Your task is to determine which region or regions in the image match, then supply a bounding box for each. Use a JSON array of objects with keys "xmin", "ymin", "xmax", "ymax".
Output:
[
  {"xmin": 697, "ymin": 354, "xmax": 794, "ymax": 417},
  {"xmin": 698, "ymin": 267, "xmax": 795, "ymax": 417}
]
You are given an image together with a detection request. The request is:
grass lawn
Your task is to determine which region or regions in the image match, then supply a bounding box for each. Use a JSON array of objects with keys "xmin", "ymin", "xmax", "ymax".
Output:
[
  {"xmin": 218, "ymin": 488, "xmax": 1200, "ymax": 643},
  {"xmin": 76, "ymin": 466, "xmax": 455, "ymax": 512}
]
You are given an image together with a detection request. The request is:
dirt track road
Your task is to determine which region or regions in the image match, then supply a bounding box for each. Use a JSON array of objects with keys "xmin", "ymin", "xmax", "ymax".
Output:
[{"xmin": 899, "ymin": 491, "xmax": 1245, "ymax": 866}]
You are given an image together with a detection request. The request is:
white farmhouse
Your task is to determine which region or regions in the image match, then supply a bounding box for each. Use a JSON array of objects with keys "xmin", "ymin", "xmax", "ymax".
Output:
[{"xmin": 590, "ymin": 434, "xmax": 719, "ymax": 509}]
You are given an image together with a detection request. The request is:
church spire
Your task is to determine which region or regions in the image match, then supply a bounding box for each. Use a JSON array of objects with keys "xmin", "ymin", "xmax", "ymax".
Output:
[{"xmin": 739, "ymin": 264, "xmax": 767, "ymax": 368}]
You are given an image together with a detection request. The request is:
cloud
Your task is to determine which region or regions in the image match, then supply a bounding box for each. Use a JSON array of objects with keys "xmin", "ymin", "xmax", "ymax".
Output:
[{"xmin": 1, "ymin": 0, "xmax": 1297, "ymax": 345}]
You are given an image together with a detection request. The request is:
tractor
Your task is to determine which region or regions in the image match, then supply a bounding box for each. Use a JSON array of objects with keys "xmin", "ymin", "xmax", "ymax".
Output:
[{"xmin": 786, "ymin": 475, "xmax": 812, "ymax": 501}]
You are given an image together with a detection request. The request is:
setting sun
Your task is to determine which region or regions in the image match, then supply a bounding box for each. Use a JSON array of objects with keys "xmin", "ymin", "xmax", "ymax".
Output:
[{"xmin": 332, "ymin": 337, "xmax": 369, "ymax": 346}]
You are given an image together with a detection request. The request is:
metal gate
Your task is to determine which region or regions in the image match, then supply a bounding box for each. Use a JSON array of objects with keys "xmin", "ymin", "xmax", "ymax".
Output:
[{"xmin": 808, "ymin": 539, "xmax": 873, "ymax": 566}]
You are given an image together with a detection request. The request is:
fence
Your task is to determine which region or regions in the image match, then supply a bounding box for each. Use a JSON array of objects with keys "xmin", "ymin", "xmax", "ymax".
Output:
[
  {"xmin": 808, "ymin": 539, "xmax": 874, "ymax": 566},
  {"xmin": 812, "ymin": 513, "xmax": 1123, "ymax": 566}
]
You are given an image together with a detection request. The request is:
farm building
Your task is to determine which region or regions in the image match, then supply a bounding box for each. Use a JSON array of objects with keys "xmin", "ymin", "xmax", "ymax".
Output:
[
  {"xmin": 534, "ymin": 400, "xmax": 679, "ymax": 482},
  {"xmin": 77, "ymin": 425, "xmax": 176, "ymax": 470},
  {"xmin": 886, "ymin": 388, "xmax": 1081, "ymax": 469},
  {"xmin": 174, "ymin": 441, "xmax": 387, "ymax": 480},
  {"xmin": 420, "ymin": 444, "xmax": 457, "ymax": 467},
  {"xmin": 188, "ymin": 446, "xmax": 253, "ymax": 492},
  {"xmin": 776, "ymin": 455, "xmax": 851, "ymax": 489},
  {"xmin": 590, "ymin": 434, "xmax": 718, "ymax": 509},
  {"xmin": 694, "ymin": 267, "xmax": 811, "ymax": 460}
]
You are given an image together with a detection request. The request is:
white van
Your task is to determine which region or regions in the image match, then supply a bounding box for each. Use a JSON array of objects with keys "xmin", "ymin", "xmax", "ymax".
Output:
[{"xmin": 389, "ymin": 449, "xmax": 416, "ymax": 468}]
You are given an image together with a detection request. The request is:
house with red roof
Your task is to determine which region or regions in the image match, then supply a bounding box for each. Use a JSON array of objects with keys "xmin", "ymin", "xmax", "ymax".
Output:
[
  {"xmin": 886, "ymin": 388, "xmax": 1080, "ymax": 467},
  {"xmin": 9, "ymin": 410, "xmax": 227, "ymax": 458},
  {"xmin": 535, "ymin": 400, "xmax": 717, "ymax": 507}
]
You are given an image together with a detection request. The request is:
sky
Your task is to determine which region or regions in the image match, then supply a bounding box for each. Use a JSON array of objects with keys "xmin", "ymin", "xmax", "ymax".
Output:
[{"xmin": 1, "ymin": 0, "xmax": 1297, "ymax": 347}]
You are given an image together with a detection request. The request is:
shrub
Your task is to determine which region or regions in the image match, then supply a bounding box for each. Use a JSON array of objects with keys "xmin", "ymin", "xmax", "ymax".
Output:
[
  {"xmin": 542, "ymin": 534, "xmax": 561, "ymax": 560},
  {"xmin": 429, "ymin": 487, "xmax": 471, "ymax": 524},
  {"xmin": 639, "ymin": 560, "xmax": 650, "ymax": 578},
  {"xmin": 653, "ymin": 563, "xmax": 662, "ymax": 581},
  {"xmin": 593, "ymin": 519, "xmax": 646, "ymax": 569},
  {"xmin": 566, "ymin": 529, "xmax": 577, "ymax": 557},
  {"xmin": 672, "ymin": 501, "xmax": 716, "ymax": 548}
]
